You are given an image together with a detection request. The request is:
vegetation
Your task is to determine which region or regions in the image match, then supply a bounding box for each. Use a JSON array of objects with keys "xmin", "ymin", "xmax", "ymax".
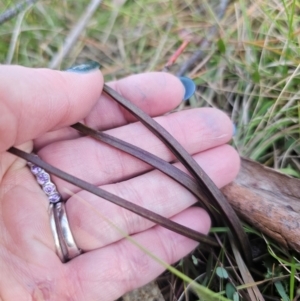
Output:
[{"xmin": 1, "ymin": 0, "xmax": 299, "ymax": 299}]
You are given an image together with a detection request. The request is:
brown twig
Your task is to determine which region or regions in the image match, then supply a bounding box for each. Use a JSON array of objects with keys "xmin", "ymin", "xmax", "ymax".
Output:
[
  {"xmin": 163, "ymin": 40, "xmax": 190, "ymax": 72},
  {"xmin": 176, "ymin": 0, "xmax": 229, "ymax": 77},
  {"xmin": 49, "ymin": 0, "xmax": 103, "ymax": 69},
  {"xmin": 0, "ymin": 0, "xmax": 39, "ymax": 26}
]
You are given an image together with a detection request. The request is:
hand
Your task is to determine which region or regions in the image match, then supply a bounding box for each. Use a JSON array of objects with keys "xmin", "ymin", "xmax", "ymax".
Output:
[{"xmin": 0, "ymin": 64, "xmax": 239, "ymax": 300}]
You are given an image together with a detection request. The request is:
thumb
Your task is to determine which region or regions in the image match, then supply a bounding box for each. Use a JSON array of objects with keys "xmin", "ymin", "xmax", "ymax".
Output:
[{"xmin": 0, "ymin": 62, "xmax": 103, "ymax": 153}]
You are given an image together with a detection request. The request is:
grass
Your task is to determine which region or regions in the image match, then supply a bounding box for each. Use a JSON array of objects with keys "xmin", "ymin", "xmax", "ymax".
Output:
[{"xmin": 1, "ymin": 0, "xmax": 300, "ymax": 300}]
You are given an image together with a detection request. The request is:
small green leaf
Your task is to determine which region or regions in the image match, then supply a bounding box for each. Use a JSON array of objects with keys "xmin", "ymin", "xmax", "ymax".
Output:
[
  {"xmin": 217, "ymin": 38, "xmax": 226, "ymax": 54},
  {"xmin": 216, "ymin": 267, "xmax": 229, "ymax": 279},
  {"xmin": 225, "ymin": 282, "xmax": 236, "ymax": 299},
  {"xmin": 192, "ymin": 255, "xmax": 198, "ymax": 266},
  {"xmin": 233, "ymin": 292, "xmax": 239, "ymax": 301},
  {"xmin": 251, "ymin": 68, "xmax": 260, "ymax": 83},
  {"xmin": 274, "ymin": 281, "xmax": 290, "ymax": 301}
]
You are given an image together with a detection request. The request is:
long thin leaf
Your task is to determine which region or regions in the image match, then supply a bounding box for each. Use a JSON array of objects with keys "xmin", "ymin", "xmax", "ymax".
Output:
[
  {"xmin": 8, "ymin": 146, "xmax": 218, "ymax": 247},
  {"xmin": 103, "ymin": 84, "xmax": 252, "ymax": 265}
]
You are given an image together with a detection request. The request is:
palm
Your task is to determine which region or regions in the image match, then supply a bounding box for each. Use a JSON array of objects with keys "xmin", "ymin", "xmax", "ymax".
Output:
[
  {"xmin": 0, "ymin": 149, "xmax": 67, "ymax": 299},
  {"xmin": 0, "ymin": 68, "xmax": 239, "ymax": 301}
]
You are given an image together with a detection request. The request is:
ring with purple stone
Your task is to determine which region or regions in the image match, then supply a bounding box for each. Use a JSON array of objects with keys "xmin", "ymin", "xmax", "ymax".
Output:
[
  {"xmin": 28, "ymin": 162, "xmax": 62, "ymax": 204},
  {"xmin": 28, "ymin": 162, "xmax": 82, "ymax": 262}
]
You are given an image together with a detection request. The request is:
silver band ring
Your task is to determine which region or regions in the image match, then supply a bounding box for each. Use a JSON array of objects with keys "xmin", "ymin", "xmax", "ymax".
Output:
[
  {"xmin": 50, "ymin": 202, "xmax": 82, "ymax": 262},
  {"xmin": 28, "ymin": 162, "xmax": 82, "ymax": 262},
  {"xmin": 49, "ymin": 203, "xmax": 65, "ymax": 261}
]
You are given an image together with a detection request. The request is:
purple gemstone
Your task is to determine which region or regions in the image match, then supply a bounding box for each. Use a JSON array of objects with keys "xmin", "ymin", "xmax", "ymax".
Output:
[
  {"xmin": 36, "ymin": 171, "xmax": 50, "ymax": 185},
  {"xmin": 48, "ymin": 193, "xmax": 61, "ymax": 203},
  {"xmin": 30, "ymin": 165, "xmax": 42, "ymax": 175},
  {"xmin": 43, "ymin": 182, "xmax": 56, "ymax": 195}
]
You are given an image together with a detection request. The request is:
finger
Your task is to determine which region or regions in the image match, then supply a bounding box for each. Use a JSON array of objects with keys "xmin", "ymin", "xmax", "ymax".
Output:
[
  {"xmin": 1, "ymin": 171, "xmax": 57, "ymax": 263},
  {"xmin": 39, "ymin": 107, "xmax": 234, "ymax": 194},
  {"xmin": 0, "ymin": 64, "xmax": 103, "ymax": 153},
  {"xmin": 88, "ymin": 72, "xmax": 186, "ymax": 128},
  {"xmin": 67, "ymin": 207, "xmax": 210, "ymax": 301},
  {"xmin": 34, "ymin": 72, "xmax": 186, "ymax": 148},
  {"xmin": 0, "ymin": 172, "xmax": 69, "ymax": 299},
  {"xmin": 66, "ymin": 144, "xmax": 239, "ymax": 251}
]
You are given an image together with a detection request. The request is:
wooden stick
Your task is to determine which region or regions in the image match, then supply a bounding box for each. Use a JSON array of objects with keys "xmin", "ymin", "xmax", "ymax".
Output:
[
  {"xmin": 222, "ymin": 158, "xmax": 300, "ymax": 252},
  {"xmin": 176, "ymin": 0, "xmax": 229, "ymax": 76},
  {"xmin": 0, "ymin": 0, "xmax": 38, "ymax": 26},
  {"xmin": 49, "ymin": 0, "xmax": 103, "ymax": 69}
]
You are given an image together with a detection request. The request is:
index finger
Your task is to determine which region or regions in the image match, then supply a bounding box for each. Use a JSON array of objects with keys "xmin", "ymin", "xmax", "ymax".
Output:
[
  {"xmin": 34, "ymin": 72, "xmax": 186, "ymax": 149},
  {"xmin": 90, "ymin": 72, "xmax": 186, "ymax": 130},
  {"xmin": 0, "ymin": 63, "xmax": 103, "ymax": 153}
]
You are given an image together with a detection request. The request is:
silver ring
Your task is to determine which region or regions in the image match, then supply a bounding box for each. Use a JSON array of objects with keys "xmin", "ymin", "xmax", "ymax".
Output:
[
  {"xmin": 49, "ymin": 203, "xmax": 64, "ymax": 261},
  {"xmin": 28, "ymin": 162, "xmax": 82, "ymax": 262},
  {"xmin": 51, "ymin": 202, "xmax": 82, "ymax": 262}
]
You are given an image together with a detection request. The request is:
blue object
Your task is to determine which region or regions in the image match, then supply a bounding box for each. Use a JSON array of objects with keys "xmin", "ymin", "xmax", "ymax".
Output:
[
  {"xmin": 178, "ymin": 76, "xmax": 196, "ymax": 101},
  {"xmin": 66, "ymin": 61, "xmax": 100, "ymax": 73},
  {"xmin": 232, "ymin": 123, "xmax": 237, "ymax": 136}
]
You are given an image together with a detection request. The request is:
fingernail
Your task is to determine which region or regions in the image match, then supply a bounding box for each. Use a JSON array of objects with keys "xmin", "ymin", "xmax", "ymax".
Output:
[
  {"xmin": 178, "ymin": 77, "xmax": 196, "ymax": 101},
  {"xmin": 232, "ymin": 123, "xmax": 237, "ymax": 136},
  {"xmin": 66, "ymin": 61, "xmax": 100, "ymax": 73}
]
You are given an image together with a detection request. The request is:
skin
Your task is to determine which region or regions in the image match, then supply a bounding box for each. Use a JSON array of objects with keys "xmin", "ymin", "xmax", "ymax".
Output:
[{"xmin": 0, "ymin": 65, "xmax": 240, "ymax": 301}]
